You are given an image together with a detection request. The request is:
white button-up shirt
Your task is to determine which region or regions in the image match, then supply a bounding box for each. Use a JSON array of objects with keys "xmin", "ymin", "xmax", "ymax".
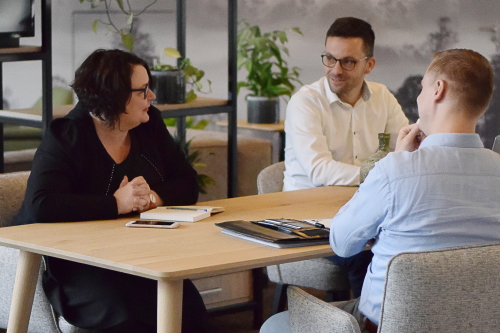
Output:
[{"xmin": 283, "ymin": 77, "xmax": 408, "ymax": 190}]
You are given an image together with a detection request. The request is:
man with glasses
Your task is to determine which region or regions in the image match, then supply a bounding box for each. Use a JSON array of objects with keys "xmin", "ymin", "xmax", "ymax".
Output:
[
  {"xmin": 282, "ymin": 17, "xmax": 408, "ymax": 299},
  {"xmin": 283, "ymin": 17, "xmax": 408, "ymax": 191}
]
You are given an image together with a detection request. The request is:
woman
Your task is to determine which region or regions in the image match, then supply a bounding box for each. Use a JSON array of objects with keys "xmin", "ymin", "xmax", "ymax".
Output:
[{"xmin": 13, "ymin": 49, "xmax": 206, "ymax": 333}]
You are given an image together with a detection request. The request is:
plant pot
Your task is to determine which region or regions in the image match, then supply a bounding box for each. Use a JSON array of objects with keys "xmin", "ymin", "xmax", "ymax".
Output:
[
  {"xmin": 247, "ymin": 96, "xmax": 280, "ymax": 124},
  {"xmin": 150, "ymin": 70, "xmax": 186, "ymax": 104}
]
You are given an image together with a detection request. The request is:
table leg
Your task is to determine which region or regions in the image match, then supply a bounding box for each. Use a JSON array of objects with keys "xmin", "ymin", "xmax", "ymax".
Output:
[
  {"xmin": 7, "ymin": 250, "xmax": 42, "ymax": 333},
  {"xmin": 157, "ymin": 279, "xmax": 183, "ymax": 333},
  {"xmin": 252, "ymin": 268, "xmax": 264, "ymax": 328}
]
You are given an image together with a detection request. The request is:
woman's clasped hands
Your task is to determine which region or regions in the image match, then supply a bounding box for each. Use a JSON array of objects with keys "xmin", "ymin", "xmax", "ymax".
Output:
[{"xmin": 114, "ymin": 176, "xmax": 152, "ymax": 214}]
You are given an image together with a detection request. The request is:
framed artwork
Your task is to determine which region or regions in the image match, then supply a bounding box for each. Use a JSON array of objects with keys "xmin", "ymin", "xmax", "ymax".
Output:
[{"xmin": 70, "ymin": 1, "xmax": 500, "ymax": 147}]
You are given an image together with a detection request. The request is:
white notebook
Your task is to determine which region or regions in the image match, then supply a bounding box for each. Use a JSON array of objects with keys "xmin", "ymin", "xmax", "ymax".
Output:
[{"xmin": 140, "ymin": 206, "xmax": 224, "ymax": 222}]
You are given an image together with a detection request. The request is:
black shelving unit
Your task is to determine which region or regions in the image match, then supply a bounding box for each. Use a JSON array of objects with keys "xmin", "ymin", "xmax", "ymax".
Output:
[
  {"xmin": 168, "ymin": 2, "xmax": 263, "ymax": 326},
  {"xmin": 0, "ymin": 0, "xmax": 259, "ymax": 325},
  {"xmin": 161, "ymin": 0, "xmax": 238, "ymax": 198},
  {"xmin": 0, "ymin": 0, "xmax": 52, "ymax": 173},
  {"xmin": 0, "ymin": 0, "xmax": 238, "ymax": 199}
]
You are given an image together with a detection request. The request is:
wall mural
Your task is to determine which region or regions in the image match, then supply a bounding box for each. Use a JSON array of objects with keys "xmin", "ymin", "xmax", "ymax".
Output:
[
  {"xmin": 69, "ymin": 0, "xmax": 500, "ymax": 147},
  {"xmin": 222, "ymin": 0, "xmax": 500, "ymax": 148},
  {"xmin": 388, "ymin": 16, "xmax": 500, "ymax": 149},
  {"xmin": 136, "ymin": 0, "xmax": 498, "ymax": 147}
]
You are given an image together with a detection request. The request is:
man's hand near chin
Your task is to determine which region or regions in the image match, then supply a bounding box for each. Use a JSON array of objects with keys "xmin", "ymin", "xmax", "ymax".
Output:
[{"xmin": 395, "ymin": 123, "xmax": 427, "ymax": 152}]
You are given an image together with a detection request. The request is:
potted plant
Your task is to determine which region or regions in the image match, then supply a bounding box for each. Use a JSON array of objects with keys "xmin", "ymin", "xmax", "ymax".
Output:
[
  {"xmin": 78, "ymin": 0, "xmax": 158, "ymax": 52},
  {"xmin": 237, "ymin": 20, "xmax": 303, "ymax": 124},
  {"xmin": 77, "ymin": 1, "xmax": 212, "ymax": 104},
  {"xmin": 150, "ymin": 48, "xmax": 212, "ymax": 104}
]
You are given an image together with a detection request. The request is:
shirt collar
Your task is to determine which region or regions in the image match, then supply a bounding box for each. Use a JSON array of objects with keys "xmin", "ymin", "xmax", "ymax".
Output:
[
  {"xmin": 420, "ymin": 133, "xmax": 484, "ymax": 149},
  {"xmin": 323, "ymin": 78, "xmax": 372, "ymax": 105},
  {"xmin": 360, "ymin": 81, "xmax": 372, "ymax": 101}
]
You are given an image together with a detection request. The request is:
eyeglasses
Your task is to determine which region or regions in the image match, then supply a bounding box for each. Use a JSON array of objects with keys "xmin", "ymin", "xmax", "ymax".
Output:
[
  {"xmin": 321, "ymin": 54, "xmax": 369, "ymax": 71},
  {"xmin": 131, "ymin": 85, "xmax": 149, "ymax": 99}
]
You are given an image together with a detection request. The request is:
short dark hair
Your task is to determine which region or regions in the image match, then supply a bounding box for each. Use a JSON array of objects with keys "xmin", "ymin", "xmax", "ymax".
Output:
[
  {"xmin": 71, "ymin": 49, "xmax": 151, "ymax": 127},
  {"xmin": 326, "ymin": 17, "xmax": 375, "ymax": 57}
]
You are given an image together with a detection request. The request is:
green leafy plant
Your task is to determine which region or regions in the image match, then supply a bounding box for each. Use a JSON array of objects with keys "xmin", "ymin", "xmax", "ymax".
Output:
[
  {"xmin": 77, "ymin": 2, "xmax": 212, "ymax": 103},
  {"xmin": 152, "ymin": 48, "xmax": 212, "ymax": 103},
  {"xmin": 237, "ymin": 20, "xmax": 303, "ymax": 99},
  {"xmin": 163, "ymin": 117, "xmax": 211, "ymax": 130},
  {"xmin": 173, "ymin": 135, "xmax": 216, "ymax": 194},
  {"xmin": 77, "ymin": 0, "xmax": 158, "ymax": 51},
  {"xmin": 166, "ymin": 113, "xmax": 213, "ymax": 194}
]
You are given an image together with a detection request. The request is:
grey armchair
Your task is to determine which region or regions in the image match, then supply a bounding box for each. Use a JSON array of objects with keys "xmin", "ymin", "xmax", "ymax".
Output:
[
  {"xmin": 257, "ymin": 162, "xmax": 350, "ymax": 314},
  {"xmin": 0, "ymin": 171, "xmax": 89, "ymax": 333},
  {"xmin": 261, "ymin": 243, "xmax": 500, "ymax": 333}
]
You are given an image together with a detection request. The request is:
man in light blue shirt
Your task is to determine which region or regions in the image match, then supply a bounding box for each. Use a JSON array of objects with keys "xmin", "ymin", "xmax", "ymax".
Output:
[
  {"xmin": 329, "ymin": 48, "xmax": 500, "ymax": 332},
  {"xmin": 260, "ymin": 49, "xmax": 500, "ymax": 333}
]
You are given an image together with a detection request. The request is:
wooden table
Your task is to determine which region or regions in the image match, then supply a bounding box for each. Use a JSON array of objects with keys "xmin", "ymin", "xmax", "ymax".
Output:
[{"xmin": 0, "ymin": 186, "xmax": 356, "ymax": 333}]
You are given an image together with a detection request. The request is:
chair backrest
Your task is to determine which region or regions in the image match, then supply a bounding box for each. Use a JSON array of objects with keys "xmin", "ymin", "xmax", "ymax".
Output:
[
  {"xmin": 379, "ymin": 243, "xmax": 500, "ymax": 333},
  {"xmin": 0, "ymin": 170, "xmax": 60, "ymax": 333},
  {"xmin": 287, "ymin": 286, "xmax": 361, "ymax": 333},
  {"xmin": 0, "ymin": 171, "xmax": 30, "ymax": 227},
  {"xmin": 257, "ymin": 161, "xmax": 285, "ymax": 194},
  {"xmin": 492, "ymin": 135, "xmax": 500, "ymax": 153}
]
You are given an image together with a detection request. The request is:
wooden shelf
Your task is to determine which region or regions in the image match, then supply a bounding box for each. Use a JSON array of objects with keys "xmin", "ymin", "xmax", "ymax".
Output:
[
  {"xmin": 155, "ymin": 97, "xmax": 231, "ymax": 118},
  {"xmin": 0, "ymin": 46, "xmax": 47, "ymax": 62},
  {"xmin": 155, "ymin": 97, "xmax": 228, "ymax": 111},
  {"xmin": 217, "ymin": 120, "xmax": 284, "ymax": 132},
  {"xmin": 0, "ymin": 105, "xmax": 72, "ymax": 117},
  {"xmin": 0, "ymin": 46, "xmax": 42, "ymax": 55},
  {"xmin": 1, "ymin": 97, "xmax": 228, "ymax": 115},
  {"xmin": 0, "ymin": 97, "xmax": 230, "ymax": 127}
]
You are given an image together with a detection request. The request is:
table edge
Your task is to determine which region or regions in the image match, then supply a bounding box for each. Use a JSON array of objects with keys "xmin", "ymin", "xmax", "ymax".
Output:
[{"xmin": 0, "ymin": 238, "xmax": 334, "ymax": 281}]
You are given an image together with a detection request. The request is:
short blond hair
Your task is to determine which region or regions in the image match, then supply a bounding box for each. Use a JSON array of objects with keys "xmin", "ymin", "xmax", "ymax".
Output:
[{"xmin": 427, "ymin": 49, "xmax": 494, "ymax": 118}]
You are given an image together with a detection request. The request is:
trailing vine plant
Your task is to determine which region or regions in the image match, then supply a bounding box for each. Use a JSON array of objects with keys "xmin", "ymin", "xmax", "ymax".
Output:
[{"xmin": 77, "ymin": 0, "xmax": 158, "ymax": 51}]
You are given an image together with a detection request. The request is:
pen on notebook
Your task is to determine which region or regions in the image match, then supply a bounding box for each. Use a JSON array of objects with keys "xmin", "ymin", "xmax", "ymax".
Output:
[
  {"xmin": 256, "ymin": 221, "xmax": 296, "ymax": 235},
  {"xmin": 301, "ymin": 219, "xmax": 325, "ymax": 228},
  {"xmin": 169, "ymin": 207, "xmax": 208, "ymax": 212}
]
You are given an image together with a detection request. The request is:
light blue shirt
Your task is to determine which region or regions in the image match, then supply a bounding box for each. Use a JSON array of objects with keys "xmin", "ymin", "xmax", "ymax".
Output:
[{"xmin": 330, "ymin": 133, "xmax": 500, "ymax": 325}]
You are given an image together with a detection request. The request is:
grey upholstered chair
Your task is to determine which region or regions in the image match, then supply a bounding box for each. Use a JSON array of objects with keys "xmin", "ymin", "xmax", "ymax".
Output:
[
  {"xmin": 261, "ymin": 243, "xmax": 500, "ymax": 333},
  {"xmin": 257, "ymin": 162, "xmax": 350, "ymax": 314},
  {"xmin": 0, "ymin": 171, "xmax": 90, "ymax": 333}
]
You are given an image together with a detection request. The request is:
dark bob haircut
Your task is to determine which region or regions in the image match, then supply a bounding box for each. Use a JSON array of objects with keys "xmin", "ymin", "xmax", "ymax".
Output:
[
  {"xmin": 326, "ymin": 17, "xmax": 375, "ymax": 57},
  {"xmin": 71, "ymin": 49, "xmax": 151, "ymax": 127}
]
